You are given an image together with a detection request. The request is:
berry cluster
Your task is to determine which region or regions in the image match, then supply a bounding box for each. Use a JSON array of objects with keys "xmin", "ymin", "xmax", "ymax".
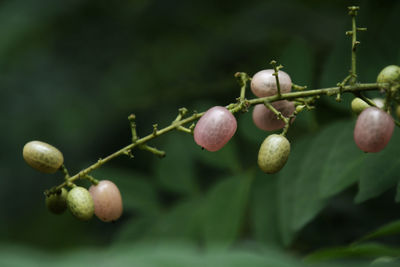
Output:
[{"xmin": 23, "ymin": 141, "xmax": 123, "ymax": 222}]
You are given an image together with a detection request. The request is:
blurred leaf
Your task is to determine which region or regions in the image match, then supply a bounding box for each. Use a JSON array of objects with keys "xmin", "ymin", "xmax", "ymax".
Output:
[
  {"xmin": 355, "ymin": 130, "xmax": 400, "ymax": 203},
  {"xmin": 249, "ymin": 172, "xmax": 281, "ymax": 246},
  {"xmin": 355, "ymin": 219, "xmax": 400, "ymax": 244},
  {"xmin": 91, "ymin": 167, "xmax": 160, "ymax": 215},
  {"xmin": 305, "ymin": 243, "xmax": 400, "ymax": 263},
  {"xmin": 319, "ymin": 120, "xmax": 365, "ymax": 198},
  {"xmin": 237, "ymin": 111, "xmax": 271, "ymax": 145},
  {"xmin": 154, "ymin": 134, "xmax": 199, "ymax": 195},
  {"xmin": 202, "ymin": 173, "xmax": 253, "ymax": 249}
]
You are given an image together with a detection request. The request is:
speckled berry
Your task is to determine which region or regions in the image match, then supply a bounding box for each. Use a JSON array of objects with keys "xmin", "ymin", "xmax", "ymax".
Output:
[
  {"xmin": 258, "ymin": 134, "xmax": 290, "ymax": 173},
  {"xmin": 377, "ymin": 65, "xmax": 400, "ymax": 85},
  {"xmin": 67, "ymin": 186, "xmax": 94, "ymax": 221},
  {"xmin": 23, "ymin": 141, "xmax": 64, "ymax": 174},
  {"xmin": 354, "ymin": 107, "xmax": 394, "ymax": 153},
  {"xmin": 193, "ymin": 106, "xmax": 237, "ymax": 152},
  {"xmin": 252, "ymin": 101, "xmax": 295, "ymax": 131},
  {"xmin": 251, "ymin": 69, "xmax": 292, "ymax": 97},
  {"xmin": 46, "ymin": 188, "xmax": 68, "ymax": 214},
  {"xmin": 89, "ymin": 180, "xmax": 123, "ymax": 222}
]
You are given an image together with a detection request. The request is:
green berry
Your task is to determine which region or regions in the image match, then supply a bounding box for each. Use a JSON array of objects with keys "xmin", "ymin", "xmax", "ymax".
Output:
[
  {"xmin": 67, "ymin": 186, "xmax": 94, "ymax": 221},
  {"xmin": 46, "ymin": 188, "xmax": 68, "ymax": 214},
  {"xmin": 351, "ymin": 97, "xmax": 370, "ymax": 114},
  {"xmin": 23, "ymin": 141, "xmax": 64, "ymax": 174},
  {"xmin": 257, "ymin": 134, "xmax": 290, "ymax": 174},
  {"xmin": 377, "ymin": 65, "xmax": 400, "ymax": 85}
]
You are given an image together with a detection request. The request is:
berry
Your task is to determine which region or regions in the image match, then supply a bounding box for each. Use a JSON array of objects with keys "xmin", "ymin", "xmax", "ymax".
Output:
[
  {"xmin": 377, "ymin": 65, "xmax": 400, "ymax": 85},
  {"xmin": 193, "ymin": 106, "xmax": 237, "ymax": 152},
  {"xmin": 372, "ymin": 98, "xmax": 385, "ymax": 109},
  {"xmin": 251, "ymin": 69, "xmax": 292, "ymax": 97},
  {"xmin": 67, "ymin": 186, "xmax": 94, "ymax": 221},
  {"xmin": 396, "ymin": 105, "xmax": 400, "ymax": 119},
  {"xmin": 46, "ymin": 188, "xmax": 68, "ymax": 214},
  {"xmin": 23, "ymin": 141, "xmax": 64, "ymax": 174},
  {"xmin": 354, "ymin": 107, "xmax": 394, "ymax": 153},
  {"xmin": 252, "ymin": 101, "xmax": 295, "ymax": 131},
  {"xmin": 258, "ymin": 134, "xmax": 290, "ymax": 174},
  {"xmin": 351, "ymin": 97, "xmax": 370, "ymax": 114},
  {"xmin": 89, "ymin": 180, "xmax": 123, "ymax": 222}
]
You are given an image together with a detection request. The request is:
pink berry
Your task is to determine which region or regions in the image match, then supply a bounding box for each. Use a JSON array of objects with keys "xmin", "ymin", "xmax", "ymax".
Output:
[
  {"xmin": 251, "ymin": 69, "xmax": 292, "ymax": 97},
  {"xmin": 252, "ymin": 101, "xmax": 295, "ymax": 131},
  {"xmin": 354, "ymin": 107, "xmax": 394, "ymax": 153},
  {"xmin": 193, "ymin": 106, "xmax": 237, "ymax": 151},
  {"xmin": 89, "ymin": 180, "xmax": 123, "ymax": 222}
]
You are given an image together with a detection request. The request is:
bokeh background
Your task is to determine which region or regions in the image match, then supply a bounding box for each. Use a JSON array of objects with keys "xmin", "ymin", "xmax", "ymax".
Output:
[{"xmin": 2, "ymin": 0, "xmax": 400, "ymax": 266}]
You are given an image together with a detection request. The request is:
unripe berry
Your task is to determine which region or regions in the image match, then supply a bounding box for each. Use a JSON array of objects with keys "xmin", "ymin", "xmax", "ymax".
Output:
[
  {"xmin": 354, "ymin": 107, "xmax": 394, "ymax": 153},
  {"xmin": 351, "ymin": 97, "xmax": 370, "ymax": 114},
  {"xmin": 67, "ymin": 186, "xmax": 94, "ymax": 221},
  {"xmin": 372, "ymin": 98, "xmax": 385, "ymax": 109},
  {"xmin": 252, "ymin": 101, "xmax": 295, "ymax": 131},
  {"xmin": 258, "ymin": 134, "xmax": 290, "ymax": 174},
  {"xmin": 89, "ymin": 180, "xmax": 123, "ymax": 222},
  {"xmin": 377, "ymin": 65, "xmax": 400, "ymax": 85},
  {"xmin": 193, "ymin": 106, "xmax": 237, "ymax": 152},
  {"xmin": 251, "ymin": 69, "xmax": 292, "ymax": 97},
  {"xmin": 46, "ymin": 188, "xmax": 68, "ymax": 214},
  {"xmin": 23, "ymin": 141, "xmax": 64, "ymax": 174}
]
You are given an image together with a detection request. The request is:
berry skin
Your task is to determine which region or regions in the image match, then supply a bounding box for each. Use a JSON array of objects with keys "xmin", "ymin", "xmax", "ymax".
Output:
[
  {"xmin": 354, "ymin": 107, "xmax": 394, "ymax": 153},
  {"xmin": 252, "ymin": 101, "xmax": 295, "ymax": 131},
  {"xmin": 89, "ymin": 180, "xmax": 123, "ymax": 222},
  {"xmin": 23, "ymin": 141, "xmax": 64, "ymax": 174},
  {"xmin": 251, "ymin": 69, "xmax": 292, "ymax": 97},
  {"xmin": 46, "ymin": 188, "xmax": 68, "ymax": 214},
  {"xmin": 372, "ymin": 98, "xmax": 385, "ymax": 109},
  {"xmin": 258, "ymin": 134, "xmax": 290, "ymax": 174},
  {"xmin": 67, "ymin": 186, "xmax": 94, "ymax": 221},
  {"xmin": 351, "ymin": 97, "xmax": 370, "ymax": 114},
  {"xmin": 193, "ymin": 106, "xmax": 237, "ymax": 152},
  {"xmin": 377, "ymin": 65, "xmax": 400, "ymax": 85}
]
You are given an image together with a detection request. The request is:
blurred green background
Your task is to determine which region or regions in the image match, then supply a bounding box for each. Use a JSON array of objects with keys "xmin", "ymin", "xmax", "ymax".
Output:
[{"xmin": 3, "ymin": 0, "xmax": 400, "ymax": 266}]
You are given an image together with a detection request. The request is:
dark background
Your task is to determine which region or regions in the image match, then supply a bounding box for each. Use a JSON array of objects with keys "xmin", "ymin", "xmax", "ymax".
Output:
[{"xmin": 2, "ymin": 0, "xmax": 400, "ymax": 266}]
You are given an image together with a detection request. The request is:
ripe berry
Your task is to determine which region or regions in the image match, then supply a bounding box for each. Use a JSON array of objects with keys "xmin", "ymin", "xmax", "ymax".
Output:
[
  {"xmin": 252, "ymin": 101, "xmax": 295, "ymax": 131},
  {"xmin": 193, "ymin": 106, "xmax": 237, "ymax": 151},
  {"xmin": 354, "ymin": 107, "xmax": 394, "ymax": 153},
  {"xmin": 46, "ymin": 188, "xmax": 68, "ymax": 214},
  {"xmin": 351, "ymin": 97, "xmax": 370, "ymax": 114},
  {"xmin": 23, "ymin": 141, "xmax": 64, "ymax": 174},
  {"xmin": 377, "ymin": 65, "xmax": 400, "ymax": 85},
  {"xmin": 89, "ymin": 180, "xmax": 123, "ymax": 222},
  {"xmin": 67, "ymin": 186, "xmax": 94, "ymax": 221},
  {"xmin": 258, "ymin": 134, "xmax": 290, "ymax": 173},
  {"xmin": 251, "ymin": 69, "xmax": 292, "ymax": 97}
]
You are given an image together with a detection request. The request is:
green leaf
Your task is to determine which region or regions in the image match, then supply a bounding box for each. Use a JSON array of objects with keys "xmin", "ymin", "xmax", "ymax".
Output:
[
  {"xmin": 355, "ymin": 130, "xmax": 400, "ymax": 203},
  {"xmin": 202, "ymin": 173, "xmax": 253, "ymax": 249},
  {"xmin": 355, "ymin": 220, "xmax": 400, "ymax": 244},
  {"xmin": 318, "ymin": 120, "xmax": 365, "ymax": 198},
  {"xmin": 249, "ymin": 172, "xmax": 281, "ymax": 246},
  {"xmin": 91, "ymin": 167, "xmax": 160, "ymax": 215},
  {"xmin": 305, "ymin": 243, "xmax": 400, "ymax": 263},
  {"xmin": 154, "ymin": 133, "xmax": 199, "ymax": 195}
]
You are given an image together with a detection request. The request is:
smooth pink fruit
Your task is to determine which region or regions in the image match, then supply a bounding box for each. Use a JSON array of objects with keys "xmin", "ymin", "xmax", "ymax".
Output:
[
  {"xmin": 252, "ymin": 101, "xmax": 295, "ymax": 131},
  {"xmin": 89, "ymin": 180, "xmax": 123, "ymax": 222},
  {"xmin": 251, "ymin": 69, "xmax": 292, "ymax": 97},
  {"xmin": 354, "ymin": 107, "xmax": 394, "ymax": 153},
  {"xmin": 194, "ymin": 106, "xmax": 237, "ymax": 151}
]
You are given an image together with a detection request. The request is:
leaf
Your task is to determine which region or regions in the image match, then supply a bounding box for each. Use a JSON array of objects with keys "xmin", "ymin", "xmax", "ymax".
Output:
[
  {"xmin": 202, "ymin": 173, "xmax": 253, "ymax": 249},
  {"xmin": 355, "ymin": 130, "xmax": 400, "ymax": 203},
  {"xmin": 305, "ymin": 243, "xmax": 400, "ymax": 263},
  {"xmin": 154, "ymin": 133, "xmax": 199, "ymax": 195},
  {"xmin": 355, "ymin": 220, "xmax": 400, "ymax": 244},
  {"xmin": 318, "ymin": 120, "xmax": 365, "ymax": 198},
  {"xmin": 249, "ymin": 172, "xmax": 281, "ymax": 246}
]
